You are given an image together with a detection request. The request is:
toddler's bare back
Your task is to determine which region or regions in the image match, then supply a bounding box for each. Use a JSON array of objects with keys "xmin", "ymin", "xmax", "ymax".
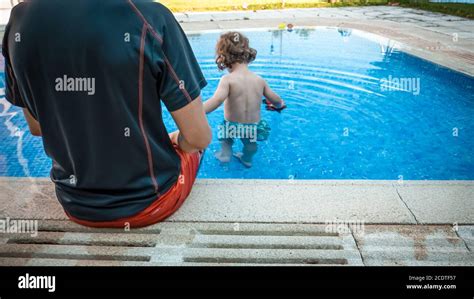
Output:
[{"xmin": 224, "ymin": 69, "xmax": 265, "ymax": 124}]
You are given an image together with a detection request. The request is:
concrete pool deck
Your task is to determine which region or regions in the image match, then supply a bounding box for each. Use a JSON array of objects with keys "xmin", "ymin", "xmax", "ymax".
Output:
[{"xmin": 0, "ymin": 6, "xmax": 473, "ymax": 265}]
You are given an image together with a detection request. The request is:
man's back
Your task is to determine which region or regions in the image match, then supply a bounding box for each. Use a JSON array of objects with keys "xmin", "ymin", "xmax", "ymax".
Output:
[{"xmin": 3, "ymin": 0, "xmax": 207, "ymax": 221}]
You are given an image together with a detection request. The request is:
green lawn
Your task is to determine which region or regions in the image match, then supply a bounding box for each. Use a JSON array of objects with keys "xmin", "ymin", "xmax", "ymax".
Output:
[
  {"xmin": 161, "ymin": 0, "xmax": 389, "ymax": 12},
  {"xmin": 161, "ymin": 0, "xmax": 474, "ymax": 19},
  {"xmin": 399, "ymin": 0, "xmax": 474, "ymax": 19}
]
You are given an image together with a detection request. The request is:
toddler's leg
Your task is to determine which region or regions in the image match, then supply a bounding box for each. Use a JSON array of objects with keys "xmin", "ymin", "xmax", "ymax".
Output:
[
  {"xmin": 215, "ymin": 138, "xmax": 233, "ymax": 163},
  {"xmin": 234, "ymin": 139, "xmax": 258, "ymax": 168}
]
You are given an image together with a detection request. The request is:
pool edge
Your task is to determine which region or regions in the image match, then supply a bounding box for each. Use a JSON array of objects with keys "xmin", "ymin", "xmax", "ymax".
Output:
[{"xmin": 1, "ymin": 177, "xmax": 472, "ymax": 225}]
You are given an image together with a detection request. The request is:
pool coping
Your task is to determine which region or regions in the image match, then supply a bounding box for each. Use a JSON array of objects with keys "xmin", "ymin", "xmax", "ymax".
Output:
[{"xmin": 1, "ymin": 177, "xmax": 473, "ymax": 225}]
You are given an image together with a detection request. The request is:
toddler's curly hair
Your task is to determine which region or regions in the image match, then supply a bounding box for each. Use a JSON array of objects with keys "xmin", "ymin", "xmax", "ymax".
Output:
[{"xmin": 215, "ymin": 32, "xmax": 257, "ymax": 71}]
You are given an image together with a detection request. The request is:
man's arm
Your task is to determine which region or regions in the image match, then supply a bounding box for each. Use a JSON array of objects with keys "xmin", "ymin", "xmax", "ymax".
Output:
[
  {"xmin": 203, "ymin": 76, "xmax": 229, "ymax": 114},
  {"xmin": 170, "ymin": 95, "xmax": 212, "ymax": 153},
  {"xmin": 23, "ymin": 108, "xmax": 42, "ymax": 137}
]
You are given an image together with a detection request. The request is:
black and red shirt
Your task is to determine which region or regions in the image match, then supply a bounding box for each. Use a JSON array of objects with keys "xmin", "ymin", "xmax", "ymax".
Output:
[{"xmin": 2, "ymin": 0, "xmax": 207, "ymax": 221}]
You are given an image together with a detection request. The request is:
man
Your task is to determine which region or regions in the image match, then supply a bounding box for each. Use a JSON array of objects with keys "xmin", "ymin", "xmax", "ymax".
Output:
[{"xmin": 2, "ymin": 0, "xmax": 211, "ymax": 228}]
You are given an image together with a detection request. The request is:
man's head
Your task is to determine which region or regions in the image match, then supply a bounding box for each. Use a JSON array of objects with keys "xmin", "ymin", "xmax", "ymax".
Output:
[{"xmin": 215, "ymin": 31, "xmax": 257, "ymax": 71}]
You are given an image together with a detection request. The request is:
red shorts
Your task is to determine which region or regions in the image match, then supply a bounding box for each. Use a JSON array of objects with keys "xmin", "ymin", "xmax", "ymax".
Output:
[{"xmin": 66, "ymin": 146, "xmax": 202, "ymax": 228}]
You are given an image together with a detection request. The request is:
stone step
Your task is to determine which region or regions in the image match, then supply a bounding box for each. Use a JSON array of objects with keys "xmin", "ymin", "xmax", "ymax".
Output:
[
  {"xmin": 0, "ymin": 220, "xmax": 363, "ymax": 266},
  {"xmin": 361, "ymin": 246, "xmax": 472, "ymax": 261},
  {"xmin": 354, "ymin": 235, "xmax": 468, "ymax": 249},
  {"xmin": 181, "ymin": 248, "xmax": 361, "ymax": 265},
  {"xmin": 0, "ymin": 257, "xmax": 356, "ymax": 267},
  {"xmin": 1, "ymin": 221, "xmax": 472, "ymax": 266},
  {"xmin": 0, "ymin": 244, "xmax": 152, "ymax": 262},
  {"xmin": 0, "ymin": 257, "xmax": 149, "ymax": 267},
  {"xmin": 5, "ymin": 232, "xmax": 160, "ymax": 247},
  {"xmin": 191, "ymin": 234, "xmax": 345, "ymax": 250}
]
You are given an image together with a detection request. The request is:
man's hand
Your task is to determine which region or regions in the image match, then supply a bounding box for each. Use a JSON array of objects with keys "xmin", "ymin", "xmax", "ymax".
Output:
[
  {"xmin": 170, "ymin": 96, "xmax": 212, "ymax": 153},
  {"xmin": 169, "ymin": 131, "xmax": 180, "ymax": 145}
]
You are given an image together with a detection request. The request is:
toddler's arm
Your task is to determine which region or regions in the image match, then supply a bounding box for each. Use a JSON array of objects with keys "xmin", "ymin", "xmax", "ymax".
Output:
[
  {"xmin": 263, "ymin": 81, "xmax": 286, "ymax": 111},
  {"xmin": 204, "ymin": 76, "xmax": 230, "ymax": 114}
]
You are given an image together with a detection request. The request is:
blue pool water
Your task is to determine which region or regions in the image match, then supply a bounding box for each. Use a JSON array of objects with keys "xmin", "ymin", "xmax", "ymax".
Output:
[{"xmin": 1, "ymin": 28, "xmax": 473, "ymax": 180}]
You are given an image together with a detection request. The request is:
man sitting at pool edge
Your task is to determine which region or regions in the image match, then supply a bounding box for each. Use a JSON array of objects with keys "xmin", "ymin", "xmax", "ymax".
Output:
[{"xmin": 2, "ymin": 1, "xmax": 211, "ymax": 228}]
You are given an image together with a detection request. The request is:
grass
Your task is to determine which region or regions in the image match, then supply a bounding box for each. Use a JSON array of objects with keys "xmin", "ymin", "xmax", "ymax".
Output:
[
  {"xmin": 398, "ymin": 0, "xmax": 474, "ymax": 19},
  {"xmin": 161, "ymin": 0, "xmax": 474, "ymax": 20},
  {"xmin": 160, "ymin": 0, "xmax": 389, "ymax": 12}
]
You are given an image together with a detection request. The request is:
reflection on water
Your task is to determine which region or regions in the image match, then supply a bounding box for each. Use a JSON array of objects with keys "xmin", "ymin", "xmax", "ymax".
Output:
[{"xmin": 0, "ymin": 91, "xmax": 32, "ymax": 177}]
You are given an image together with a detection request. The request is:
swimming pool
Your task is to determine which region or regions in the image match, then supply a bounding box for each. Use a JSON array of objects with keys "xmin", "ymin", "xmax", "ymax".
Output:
[{"xmin": 1, "ymin": 27, "xmax": 473, "ymax": 180}]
